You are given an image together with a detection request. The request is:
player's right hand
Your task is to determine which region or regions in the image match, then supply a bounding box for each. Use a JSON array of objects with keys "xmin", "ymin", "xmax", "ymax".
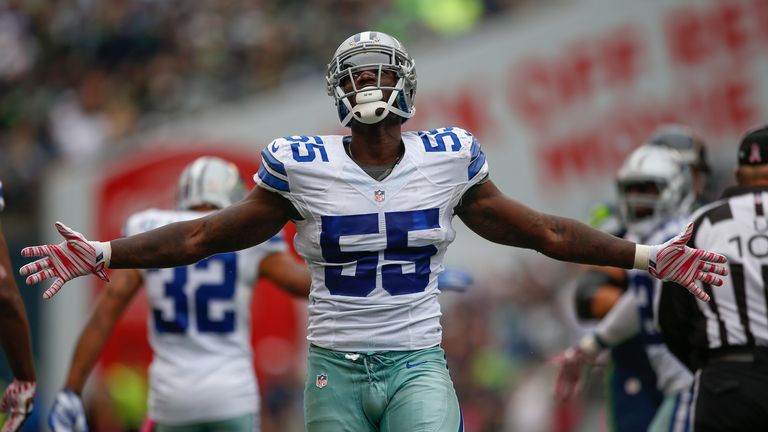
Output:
[
  {"xmin": 48, "ymin": 390, "xmax": 88, "ymax": 432},
  {"xmin": 19, "ymin": 222, "xmax": 109, "ymax": 299}
]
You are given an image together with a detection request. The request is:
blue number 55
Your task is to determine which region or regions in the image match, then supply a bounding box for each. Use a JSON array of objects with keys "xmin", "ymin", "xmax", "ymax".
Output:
[{"xmin": 320, "ymin": 209, "xmax": 439, "ymax": 297}]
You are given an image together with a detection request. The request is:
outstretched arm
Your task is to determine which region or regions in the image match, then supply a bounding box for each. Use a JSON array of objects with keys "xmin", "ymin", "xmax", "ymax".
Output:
[
  {"xmin": 0, "ymin": 224, "xmax": 36, "ymax": 432},
  {"xmin": 456, "ymin": 180, "xmax": 728, "ymax": 301},
  {"xmin": 49, "ymin": 268, "xmax": 142, "ymax": 432},
  {"xmin": 63, "ymin": 269, "xmax": 143, "ymax": 393},
  {"xmin": 110, "ymin": 187, "xmax": 294, "ymax": 269},
  {"xmin": 456, "ymin": 180, "xmax": 637, "ymax": 267},
  {"xmin": 0, "ymin": 226, "xmax": 35, "ymax": 383},
  {"xmin": 21, "ymin": 187, "xmax": 296, "ymax": 299},
  {"xmin": 259, "ymin": 252, "xmax": 312, "ymax": 298}
]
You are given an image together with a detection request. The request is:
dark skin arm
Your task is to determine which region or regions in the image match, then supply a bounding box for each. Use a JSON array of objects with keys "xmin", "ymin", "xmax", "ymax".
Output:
[
  {"xmin": 0, "ymin": 224, "xmax": 35, "ymax": 382},
  {"xmin": 110, "ymin": 187, "xmax": 296, "ymax": 269},
  {"xmin": 456, "ymin": 180, "xmax": 637, "ymax": 268},
  {"xmin": 63, "ymin": 269, "xmax": 143, "ymax": 393},
  {"xmin": 259, "ymin": 252, "xmax": 312, "ymax": 298}
]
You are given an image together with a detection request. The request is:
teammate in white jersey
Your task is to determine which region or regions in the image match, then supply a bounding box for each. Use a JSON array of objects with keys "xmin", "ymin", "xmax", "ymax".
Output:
[
  {"xmin": 47, "ymin": 157, "xmax": 310, "ymax": 432},
  {"xmin": 23, "ymin": 32, "xmax": 728, "ymax": 431}
]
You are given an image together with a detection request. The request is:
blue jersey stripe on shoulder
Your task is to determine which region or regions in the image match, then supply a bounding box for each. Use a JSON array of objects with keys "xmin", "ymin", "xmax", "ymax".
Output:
[
  {"xmin": 257, "ymin": 165, "xmax": 290, "ymax": 192},
  {"xmin": 261, "ymin": 148, "xmax": 287, "ymax": 176},
  {"xmin": 468, "ymin": 138, "xmax": 486, "ymax": 180}
]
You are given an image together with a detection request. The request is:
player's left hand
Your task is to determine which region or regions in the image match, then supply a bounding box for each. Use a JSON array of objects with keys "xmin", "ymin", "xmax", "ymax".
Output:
[
  {"xmin": 0, "ymin": 380, "xmax": 35, "ymax": 432},
  {"xmin": 648, "ymin": 222, "xmax": 728, "ymax": 302}
]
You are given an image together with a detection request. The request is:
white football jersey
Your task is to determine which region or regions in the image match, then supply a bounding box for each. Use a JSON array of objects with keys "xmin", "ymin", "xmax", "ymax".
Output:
[
  {"xmin": 255, "ymin": 127, "xmax": 489, "ymax": 351},
  {"xmin": 626, "ymin": 215, "xmax": 693, "ymax": 395},
  {"xmin": 123, "ymin": 208, "xmax": 286, "ymax": 424}
]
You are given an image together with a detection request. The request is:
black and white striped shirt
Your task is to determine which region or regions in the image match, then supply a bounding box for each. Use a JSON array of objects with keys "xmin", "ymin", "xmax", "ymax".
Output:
[{"xmin": 659, "ymin": 185, "xmax": 768, "ymax": 370}]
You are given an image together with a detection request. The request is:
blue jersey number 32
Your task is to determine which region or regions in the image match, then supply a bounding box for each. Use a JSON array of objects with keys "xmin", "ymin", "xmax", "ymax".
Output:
[
  {"xmin": 320, "ymin": 209, "xmax": 439, "ymax": 297},
  {"xmin": 150, "ymin": 253, "xmax": 237, "ymax": 334}
]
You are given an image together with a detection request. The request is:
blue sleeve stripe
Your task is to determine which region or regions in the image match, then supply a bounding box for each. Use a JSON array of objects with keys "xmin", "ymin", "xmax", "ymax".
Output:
[
  {"xmin": 261, "ymin": 148, "xmax": 287, "ymax": 176},
  {"xmin": 257, "ymin": 165, "xmax": 290, "ymax": 192},
  {"xmin": 469, "ymin": 137, "xmax": 481, "ymax": 158},
  {"xmin": 468, "ymin": 150, "xmax": 487, "ymax": 180}
]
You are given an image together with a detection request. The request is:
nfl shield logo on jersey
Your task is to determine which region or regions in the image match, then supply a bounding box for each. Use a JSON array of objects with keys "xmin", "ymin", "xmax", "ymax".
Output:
[
  {"xmin": 316, "ymin": 373, "xmax": 328, "ymax": 389},
  {"xmin": 374, "ymin": 190, "xmax": 385, "ymax": 202}
]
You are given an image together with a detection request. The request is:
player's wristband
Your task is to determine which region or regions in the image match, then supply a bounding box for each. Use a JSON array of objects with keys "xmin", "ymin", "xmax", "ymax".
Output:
[
  {"xmin": 633, "ymin": 244, "xmax": 650, "ymax": 270},
  {"xmin": 100, "ymin": 241, "xmax": 112, "ymax": 268}
]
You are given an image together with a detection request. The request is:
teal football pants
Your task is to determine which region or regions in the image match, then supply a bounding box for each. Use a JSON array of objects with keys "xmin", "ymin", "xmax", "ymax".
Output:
[{"xmin": 304, "ymin": 344, "xmax": 463, "ymax": 432}]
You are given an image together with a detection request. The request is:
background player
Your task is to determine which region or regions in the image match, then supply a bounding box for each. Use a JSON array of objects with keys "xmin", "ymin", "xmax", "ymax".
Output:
[
  {"xmin": 560, "ymin": 125, "xmax": 712, "ymax": 430},
  {"xmin": 22, "ymin": 32, "xmax": 727, "ymax": 431},
  {"xmin": 0, "ymin": 180, "xmax": 36, "ymax": 432},
  {"xmin": 555, "ymin": 144, "xmax": 697, "ymax": 431},
  {"xmin": 48, "ymin": 157, "xmax": 310, "ymax": 432}
]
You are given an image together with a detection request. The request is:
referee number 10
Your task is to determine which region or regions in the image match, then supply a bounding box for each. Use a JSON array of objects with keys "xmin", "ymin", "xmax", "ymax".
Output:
[{"xmin": 729, "ymin": 234, "xmax": 768, "ymax": 258}]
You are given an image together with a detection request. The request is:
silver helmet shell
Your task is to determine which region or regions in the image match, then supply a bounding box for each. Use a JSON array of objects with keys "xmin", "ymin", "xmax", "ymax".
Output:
[
  {"xmin": 176, "ymin": 156, "xmax": 245, "ymax": 210},
  {"xmin": 646, "ymin": 124, "xmax": 709, "ymax": 173},
  {"xmin": 616, "ymin": 145, "xmax": 694, "ymax": 239},
  {"xmin": 326, "ymin": 31, "xmax": 417, "ymax": 127}
]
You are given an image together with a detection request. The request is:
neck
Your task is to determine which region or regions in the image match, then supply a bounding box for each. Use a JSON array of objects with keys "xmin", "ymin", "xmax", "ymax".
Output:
[
  {"xmin": 349, "ymin": 117, "xmax": 403, "ymax": 165},
  {"xmin": 736, "ymin": 165, "xmax": 768, "ymax": 186}
]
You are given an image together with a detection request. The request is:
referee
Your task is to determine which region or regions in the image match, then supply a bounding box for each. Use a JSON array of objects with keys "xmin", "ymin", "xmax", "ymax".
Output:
[{"xmin": 659, "ymin": 126, "xmax": 768, "ymax": 431}]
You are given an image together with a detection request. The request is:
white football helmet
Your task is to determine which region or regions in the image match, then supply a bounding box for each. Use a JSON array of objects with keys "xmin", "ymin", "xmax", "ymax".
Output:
[
  {"xmin": 176, "ymin": 156, "xmax": 245, "ymax": 210},
  {"xmin": 326, "ymin": 31, "xmax": 417, "ymax": 127},
  {"xmin": 616, "ymin": 145, "xmax": 694, "ymax": 238}
]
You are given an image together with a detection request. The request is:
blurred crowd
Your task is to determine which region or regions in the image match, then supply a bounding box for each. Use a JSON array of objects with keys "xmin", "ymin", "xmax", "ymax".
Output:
[{"xmin": 0, "ymin": 0, "xmax": 526, "ymax": 229}]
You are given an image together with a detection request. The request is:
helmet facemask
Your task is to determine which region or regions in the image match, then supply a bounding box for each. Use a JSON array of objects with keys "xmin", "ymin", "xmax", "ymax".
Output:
[
  {"xmin": 326, "ymin": 33, "xmax": 417, "ymax": 127},
  {"xmin": 616, "ymin": 146, "xmax": 695, "ymax": 239}
]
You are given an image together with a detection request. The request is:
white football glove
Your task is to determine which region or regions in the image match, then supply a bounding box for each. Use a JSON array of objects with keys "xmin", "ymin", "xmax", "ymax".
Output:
[
  {"xmin": 19, "ymin": 222, "xmax": 110, "ymax": 299},
  {"xmin": 643, "ymin": 223, "xmax": 728, "ymax": 302},
  {"xmin": 0, "ymin": 380, "xmax": 35, "ymax": 432},
  {"xmin": 48, "ymin": 390, "xmax": 88, "ymax": 432}
]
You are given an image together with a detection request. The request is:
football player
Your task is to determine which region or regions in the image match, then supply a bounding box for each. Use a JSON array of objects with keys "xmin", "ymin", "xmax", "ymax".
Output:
[
  {"xmin": 0, "ymin": 180, "xmax": 36, "ymax": 432},
  {"xmin": 47, "ymin": 157, "xmax": 310, "ymax": 432},
  {"xmin": 555, "ymin": 145, "xmax": 699, "ymax": 432},
  {"xmin": 23, "ymin": 32, "xmax": 727, "ymax": 432}
]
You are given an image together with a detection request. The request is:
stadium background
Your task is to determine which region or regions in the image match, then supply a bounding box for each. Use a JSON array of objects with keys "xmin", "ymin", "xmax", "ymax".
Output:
[{"xmin": 1, "ymin": 0, "xmax": 766, "ymax": 430}]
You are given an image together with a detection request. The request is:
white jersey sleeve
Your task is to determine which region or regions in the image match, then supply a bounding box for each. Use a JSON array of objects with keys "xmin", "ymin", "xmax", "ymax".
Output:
[
  {"xmin": 254, "ymin": 128, "xmax": 489, "ymax": 352},
  {"xmin": 123, "ymin": 208, "xmax": 286, "ymax": 424}
]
